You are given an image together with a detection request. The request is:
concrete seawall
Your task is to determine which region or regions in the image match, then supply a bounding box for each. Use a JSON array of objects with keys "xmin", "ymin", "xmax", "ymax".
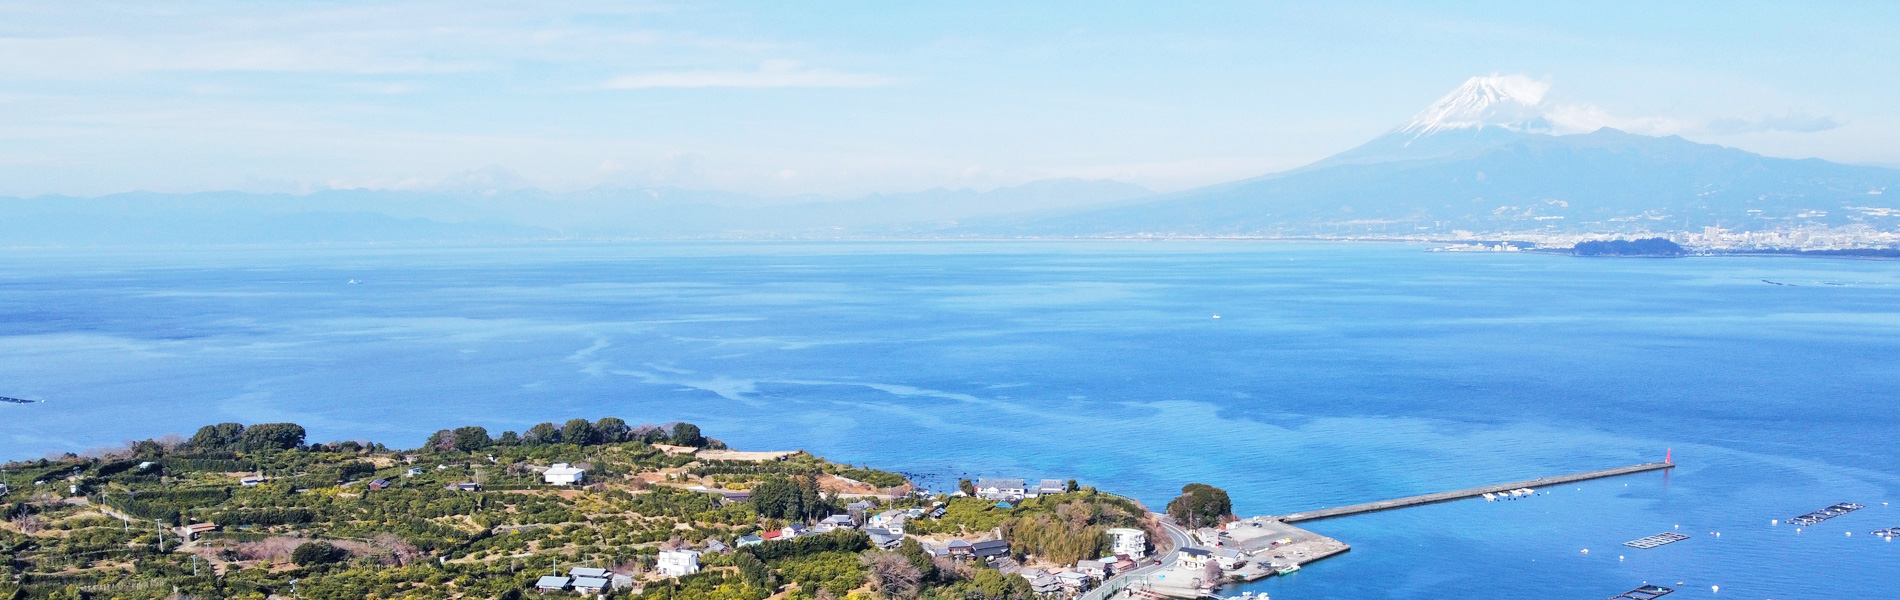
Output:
[{"xmin": 1277, "ymin": 462, "xmax": 1674, "ymax": 523}]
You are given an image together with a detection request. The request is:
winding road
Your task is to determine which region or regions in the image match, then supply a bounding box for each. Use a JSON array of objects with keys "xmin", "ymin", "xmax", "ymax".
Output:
[{"xmin": 1078, "ymin": 516, "xmax": 1198, "ymax": 600}]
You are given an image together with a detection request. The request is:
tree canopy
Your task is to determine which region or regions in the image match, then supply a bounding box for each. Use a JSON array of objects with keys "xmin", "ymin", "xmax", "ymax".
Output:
[
  {"xmin": 452, "ymin": 426, "xmax": 492, "ymax": 451},
  {"xmin": 671, "ymin": 422, "xmax": 705, "ymax": 447},
  {"xmin": 189, "ymin": 422, "xmax": 246, "ymax": 450},
  {"xmin": 1165, "ymin": 483, "xmax": 1232, "ymax": 529},
  {"xmin": 751, "ymin": 475, "xmax": 832, "ymax": 521},
  {"xmin": 291, "ymin": 541, "xmax": 348, "ymax": 566},
  {"xmin": 240, "ymin": 423, "xmax": 307, "ymax": 451},
  {"xmin": 595, "ymin": 417, "xmax": 630, "ymax": 442},
  {"xmin": 522, "ymin": 422, "xmax": 560, "ymax": 445},
  {"xmin": 562, "ymin": 419, "xmax": 598, "ymax": 446}
]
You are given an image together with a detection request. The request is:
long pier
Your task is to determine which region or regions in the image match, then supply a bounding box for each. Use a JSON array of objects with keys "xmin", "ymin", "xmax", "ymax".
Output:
[{"xmin": 1277, "ymin": 462, "xmax": 1674, "ymax": 523}]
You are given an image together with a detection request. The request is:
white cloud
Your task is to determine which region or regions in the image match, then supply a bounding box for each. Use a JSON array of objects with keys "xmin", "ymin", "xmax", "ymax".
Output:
[
  {"xmin": 1541, "ymin": 103, "xmax": 1693, "ymax": 136},
  {"xmin": 601, "ymin": 59, "xmax": 896, "ymax": 89}
]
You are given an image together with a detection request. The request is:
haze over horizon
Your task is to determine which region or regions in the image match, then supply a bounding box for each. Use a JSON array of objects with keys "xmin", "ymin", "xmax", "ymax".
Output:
[{"xmin": 6, "ymin": 1, "xmax": 1899, "ymax": 199}]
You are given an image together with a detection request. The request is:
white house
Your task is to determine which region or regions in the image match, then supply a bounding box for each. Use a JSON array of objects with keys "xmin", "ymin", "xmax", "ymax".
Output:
[
  {"xmin": 1175, "ymin": 547, "xmax": 1211, "ymax": 571},
  {"xmin": 1055, "ymin": 571, "xmax": 1091, "ymax": 591},
  {"xmin": 865, "ymin": 528, "xmax": 905, "ymax": 550},
  {"xmin": 656, "ymin": 550, "xmax": 701, "ymax": 578},
  {"xmin": 819, "ymin": 514, "xmax": 857, "ymax": 528},
  {"xmin": 1036, "ymin": 479, "xmax": 1067, "ymax": 497},
  {"xmin": 975, "ymin": 478, "xmax": 1026, "ymax": 501},
  {"xmin": 866, "ymin": 510, "xmax": 907, "ymax": 534},
  {"xmin": 1106, "ymin": 528, "xmax": 1148, "ymax": 559},
  {"xmin": 543, "ymin": 463, "xmax": 586, "ymax": 486},
  {"xmin": 1212, "ymin": 548, "xmax": 1245, "ymax": 570}
]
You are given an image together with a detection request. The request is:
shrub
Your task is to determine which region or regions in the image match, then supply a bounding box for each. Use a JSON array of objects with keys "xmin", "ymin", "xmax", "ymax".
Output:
[{"xmin": 291, "ymin": 541, "xmax": 349, "ymax": 566}]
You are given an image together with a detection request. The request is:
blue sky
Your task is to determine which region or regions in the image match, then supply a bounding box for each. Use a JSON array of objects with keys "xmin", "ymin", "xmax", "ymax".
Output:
[{"xmin": 2, "ymin": 1, "xmax": 1896, "ymax": 197}]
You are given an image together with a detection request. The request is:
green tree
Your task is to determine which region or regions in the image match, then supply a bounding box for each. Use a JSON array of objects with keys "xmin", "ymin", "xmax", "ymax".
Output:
[
  {"xmin": 751, "ymin": 475, "xmax": 831, "ymax": 520},
  {"xmin": 291, "ymin": 541, "xmax": 348, "ymax": 566},
  {"xmin": 497, "ymin": 431, "xmax": 520, "ymax": 446},
  {"xmin": 958, "ymin": 479, "xmax": 976, "ymax": 496},
  {"xmin": 638, "ymin": 426, "xmax": 669, "ymax": 444},
  {"xmin": 670, "ymin": 423, "xmax": 704, "ymax": 447},
  {"xmin": 1165, "ymin": 483, "xmax": 1232, "ymax": 529},
  {"xmin": 895, "ymin": 538, "xmax": 937, "ymax": 582},
  {"xmin": 426, "ymin": 429, "xmax": 456, "ymax": 452},
  {"xmin": 190, "ymin": 422, "xmax": 246, "ymax": 450},
  {"xmin": 1065, "ymin": 479, "xmax": 1079, "ymax": 493},
  {"xmin": 563, "ymin": 419, "xmax": 599, "ymax": 446},
  {"xmin": 595, "ymin": 418, "xmax": 630, "ymax": 443},
  {"xmin": 452, "ymin": 426, "xmax": 492, "ymax": 451},
  {"xmin": 240, "ymin": 423, "xmax": 307, "ymax": 452},
  {"xmin": 523, "ymin": 422, "xmax": 560, "ymax": 445}
]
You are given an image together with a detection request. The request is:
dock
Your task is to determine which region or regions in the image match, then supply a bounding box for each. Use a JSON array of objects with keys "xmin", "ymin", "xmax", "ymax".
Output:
[{"xmin": 1276, "ymin": 462, "xmax": 1674, "ymax": 523}]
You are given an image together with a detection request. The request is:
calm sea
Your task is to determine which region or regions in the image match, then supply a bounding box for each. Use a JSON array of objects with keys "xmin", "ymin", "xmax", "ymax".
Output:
[{"xmin": 2, "ymin": 242, "xmax": 1896, "ymax": 599}]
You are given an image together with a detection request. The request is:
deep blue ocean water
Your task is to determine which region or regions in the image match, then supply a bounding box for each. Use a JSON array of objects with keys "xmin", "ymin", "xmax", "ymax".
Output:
[{"xmin": 2, "ymin": 241, "xmax": 1896, "ymax": 599}]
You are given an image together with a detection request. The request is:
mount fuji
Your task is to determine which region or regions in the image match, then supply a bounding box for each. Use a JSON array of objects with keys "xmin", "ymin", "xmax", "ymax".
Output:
[{"xmin": 999, "ymin": 76, "xmax": 1900, "ymax": 238}]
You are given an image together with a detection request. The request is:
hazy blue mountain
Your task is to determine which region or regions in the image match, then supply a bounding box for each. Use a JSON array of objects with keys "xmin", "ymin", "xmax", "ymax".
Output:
[{"xmin": 997, "ymin": 77, "xmax": 1900, "ymax": 237}]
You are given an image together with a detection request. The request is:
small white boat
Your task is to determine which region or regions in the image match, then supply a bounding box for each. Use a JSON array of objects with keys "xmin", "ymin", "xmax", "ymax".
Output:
[{"xmin": 1482, "ymin": 493, "xmax": 1497, "ymax": 501}]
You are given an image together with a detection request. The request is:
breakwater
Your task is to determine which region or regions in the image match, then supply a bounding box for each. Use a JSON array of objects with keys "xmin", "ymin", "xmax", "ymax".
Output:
[{"xmin": 1277, "ymin": 462, "xmax": 1675, "ymax": 523}]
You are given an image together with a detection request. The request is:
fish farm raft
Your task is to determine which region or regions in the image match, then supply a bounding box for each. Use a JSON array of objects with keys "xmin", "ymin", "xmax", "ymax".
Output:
[
  {"xmin": 1623, "ymin": 532, "xmax": 1690, "ymax": 549},
  {"xmin": 1789, "ymin": 502, "xmax": 1864, "ymax": 526}
]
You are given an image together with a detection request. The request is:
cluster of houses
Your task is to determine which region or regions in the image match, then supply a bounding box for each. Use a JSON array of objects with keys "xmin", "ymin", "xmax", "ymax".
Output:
[
  {"xmin": 534, "ymin": 567, "xmax": 636, "ymax": 595},
  {"xmin": 731, "ymin": 499, "xmax": 926, "ymax": 551},
  {"xmin": 998, "ymin": 527, "xmax": 1150, "ymax": 595},
  {"xmin": 970, "ymin": 478, "xmax": 1070, "ymax": 502}
]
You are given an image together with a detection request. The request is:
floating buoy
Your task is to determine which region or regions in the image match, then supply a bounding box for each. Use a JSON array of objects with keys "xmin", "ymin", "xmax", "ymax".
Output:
[
  {"xmin": 1618, "ymin": 555, "xmax": 1625, "ymax": 561},
  {"xmin": 1581, "ymin": 549, "xmax": 1589, "ymax": 554}
]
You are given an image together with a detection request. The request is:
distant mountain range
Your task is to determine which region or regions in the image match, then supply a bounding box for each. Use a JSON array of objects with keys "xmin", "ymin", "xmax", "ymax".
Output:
[
  {"xmin": 4, "ymin": 76, "xmax": 1897, "ymax": 245},
  {"xmin": 981, "ymin": 76, "xmax": 1900, "ymax": 238}
]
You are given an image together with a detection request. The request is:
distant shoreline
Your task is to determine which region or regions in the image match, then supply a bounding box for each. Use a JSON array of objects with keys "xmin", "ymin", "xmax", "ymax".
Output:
[{"xmin": 1, "ymin": 237, "xmax": 1896, "ymax": 261}]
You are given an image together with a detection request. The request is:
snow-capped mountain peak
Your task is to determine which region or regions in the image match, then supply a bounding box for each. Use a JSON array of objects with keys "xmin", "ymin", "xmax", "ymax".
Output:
[{"xmin": 1399, "ymin": 74, "xmax": 1552, "ymax": 136}]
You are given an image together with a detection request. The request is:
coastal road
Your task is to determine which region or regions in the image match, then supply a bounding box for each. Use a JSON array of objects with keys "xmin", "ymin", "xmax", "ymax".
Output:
[{"xmin": 1079, "ymin": 517, "xmax": 1197, "ymax": 600}]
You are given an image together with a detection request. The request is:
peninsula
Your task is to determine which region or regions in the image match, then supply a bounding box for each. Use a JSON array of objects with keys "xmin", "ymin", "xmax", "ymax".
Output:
[
  {"xmin": 0, "ymin": 420, "xmax": 1675, "ymax": 600},
  {"xmin": 0, "ymin": 420, "xmax": 1180, "ymax": 600}
]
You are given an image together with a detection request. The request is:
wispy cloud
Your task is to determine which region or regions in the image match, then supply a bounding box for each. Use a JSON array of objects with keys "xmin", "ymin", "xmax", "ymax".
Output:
[
  {"xmin": 1703, "ymin": 112, "xmax": 1844, "ymax": 135},
  {"xmin": 1542, "ymin": 103, "xmax": 1693, "ymax": 136},
  {"xmin": 601, "ymin": 59, "xmax": 896, "ymax": 89}
]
